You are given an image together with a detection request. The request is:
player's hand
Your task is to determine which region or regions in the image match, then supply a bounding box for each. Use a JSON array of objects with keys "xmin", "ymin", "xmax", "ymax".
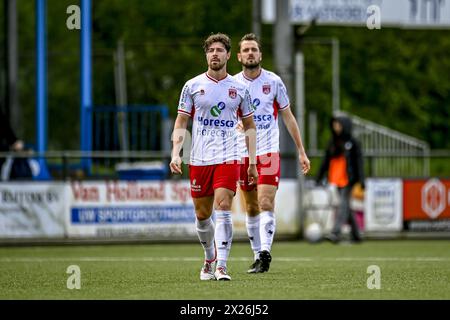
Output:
[
  {"xmin": 299, "ymin": 151, "xmax": 310, "ymax": 175},
  {"xmin": 247, "ymin": 164, "xmax": 258, "ymax": 185},
  {"xmin": 170, "ymin": 155, "xmax": 183, "ymax": 175}
]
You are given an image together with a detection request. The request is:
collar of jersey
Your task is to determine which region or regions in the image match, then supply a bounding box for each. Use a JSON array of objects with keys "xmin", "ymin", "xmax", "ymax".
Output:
[
  {"xmin": 242, "ymin": 68, "xmax": 262, "ymax": 82},
  {"xmin": 205, "ymin": 72, "xmax": 229, "ymax": 83}
]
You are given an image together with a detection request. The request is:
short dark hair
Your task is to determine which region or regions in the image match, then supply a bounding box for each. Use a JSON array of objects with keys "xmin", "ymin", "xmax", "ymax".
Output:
[
  {"xmin": 238, "ymin": 33, "xmax": 262, "ymax": 52},
  {"xmin": 203, "ymin": 33, "xmax": 231, "ymax": 53}
]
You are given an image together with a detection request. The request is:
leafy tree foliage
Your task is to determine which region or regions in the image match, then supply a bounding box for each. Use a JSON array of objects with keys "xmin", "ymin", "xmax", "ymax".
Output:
[{"xmin": 1, "ymin": 1, "xmax": 448, "ymax": 150}]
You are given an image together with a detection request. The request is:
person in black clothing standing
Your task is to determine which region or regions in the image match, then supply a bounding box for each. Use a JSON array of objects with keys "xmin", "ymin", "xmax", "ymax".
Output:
[
  {"xmin": 316, "ymin": 115, "xmax": 365, "ymax": 243},
  {"xmin": 0, "ymin": 110, "xmax": 24, "ymax": 171}
]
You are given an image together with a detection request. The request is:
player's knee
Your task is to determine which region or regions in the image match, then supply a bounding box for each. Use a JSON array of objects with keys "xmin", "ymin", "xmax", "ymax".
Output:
[
  {"xmin": 259, "ymin": 197, "xmax": 274, "ymax": 212},
  {"xmin": 246, "ymin": 203, "xmax": 259, "ymax": 216},
  {"xmin": 216, "ymin": 198, "xmax": 232, "ymax": 211},
  {"xmin": 195, "ymin": 211, "xmax": 211, "ymax": 220},
  {"xmin": 194, "ymin": 205, "xmax": 212, "ymax": 220}
]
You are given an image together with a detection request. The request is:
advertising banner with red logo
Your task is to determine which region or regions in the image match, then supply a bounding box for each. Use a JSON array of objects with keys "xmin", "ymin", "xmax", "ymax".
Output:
[{"xmin": 403, "ymin": 179, "xmax": 450, "ymax": 231}]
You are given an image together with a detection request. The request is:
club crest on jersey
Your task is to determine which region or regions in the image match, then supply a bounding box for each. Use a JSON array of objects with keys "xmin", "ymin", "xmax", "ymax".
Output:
[
  {"xmin": 229, "ymin": 88, "xmax": 237, "ymax": 99},
  {"xmin": 262, "ymin": 84, "xmax": 271, "ymax": 95},
  {"xmin": 200, "ymin": 89, "xmax": 205, "ymax": 95}
]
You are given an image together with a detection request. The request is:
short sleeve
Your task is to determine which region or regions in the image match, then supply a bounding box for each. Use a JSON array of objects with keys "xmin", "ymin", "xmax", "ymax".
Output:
[
  {"xmin": 239, "ymin": 87, "xmax": 254, "ymax": 118},
  {"xmin": 275, "ymin": 78, "xmax": 290, "ymax": 110},
  {"xmin": 177, "ymin": 83, "xmax": 194, "ymax": 117}
]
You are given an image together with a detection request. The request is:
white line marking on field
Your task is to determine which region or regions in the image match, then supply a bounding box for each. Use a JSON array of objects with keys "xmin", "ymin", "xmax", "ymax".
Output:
[{"xmin": 0, "ymin": 257, "xmax": 449, "ymax": 263}]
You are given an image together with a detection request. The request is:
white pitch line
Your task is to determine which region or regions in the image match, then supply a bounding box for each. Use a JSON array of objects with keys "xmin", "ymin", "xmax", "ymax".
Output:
[
  {"xmin": 0, "ymin": 257, "xmax": 449, "ymax": 263},
  {"xmin": 330, "ymin": 257, "xmax": 450, "ymax": 262}
]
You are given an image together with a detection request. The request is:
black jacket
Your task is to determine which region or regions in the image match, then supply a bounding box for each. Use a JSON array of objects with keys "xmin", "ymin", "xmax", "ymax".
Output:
[
  {"xmin": 0, "ymin": 112, "xmax": 18, "ymax": 152},
  {"xmin": 316, "ymin": 115, "xmax": 365, "ymax": 188}
]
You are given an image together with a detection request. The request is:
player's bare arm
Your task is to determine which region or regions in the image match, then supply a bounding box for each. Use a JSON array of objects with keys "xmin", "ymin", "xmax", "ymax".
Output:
[
  {"xmin": 170, "ymin": 113, "xmax": 189, "ymax": 175},
  {"xmin": 280, "ymin": 106, "xmax": 311, "ymax": 175},
  {"xmin": 242, "ymin": 115, "xmax": 258, "ymax": 184}
]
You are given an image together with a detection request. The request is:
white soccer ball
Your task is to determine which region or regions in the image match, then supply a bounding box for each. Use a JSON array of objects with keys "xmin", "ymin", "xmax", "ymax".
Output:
[{"xmin": 305, "ymin": 222, "xmax": 323, "ymax": 243}]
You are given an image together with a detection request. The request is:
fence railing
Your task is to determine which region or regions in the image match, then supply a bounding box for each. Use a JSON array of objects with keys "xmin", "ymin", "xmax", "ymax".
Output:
[
  {"xmin": 89, "ymin": 105, "xmax": 171, "ymax": 152},
  {"xmin": 335, "ymin": 111, "xmax": 430, "ymax": 177},
  {"xmin": 1, "ymin": 150, "xmax": 448, "ymax": 181}
]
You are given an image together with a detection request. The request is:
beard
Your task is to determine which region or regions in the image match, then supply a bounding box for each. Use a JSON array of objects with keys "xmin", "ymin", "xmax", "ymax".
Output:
[
  {"xmin": 209, "ymin": 60, "xmax": 226, "ymax": 71},
  {"xmin": 242, "ymin": 60, "xmax": 260, "ymax": 69}
]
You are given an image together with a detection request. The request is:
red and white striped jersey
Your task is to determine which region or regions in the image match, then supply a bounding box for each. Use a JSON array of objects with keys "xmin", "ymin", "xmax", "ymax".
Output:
[
  {"xmin": 177, "ymin": 73, "xmax": 254, "ymax": 165},
  {"xmin": 234, "ymin": 69, "xmax": 290, "ymax": 156}
]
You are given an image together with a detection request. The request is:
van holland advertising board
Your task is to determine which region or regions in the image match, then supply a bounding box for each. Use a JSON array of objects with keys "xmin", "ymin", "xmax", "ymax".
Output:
[
  {"xmin": 66, "ymin": 180, "xmax": 300, "ymax": 239},
  {"xmin": 66, "ymin": 180, "xmax": 196, "ymax": 239}
]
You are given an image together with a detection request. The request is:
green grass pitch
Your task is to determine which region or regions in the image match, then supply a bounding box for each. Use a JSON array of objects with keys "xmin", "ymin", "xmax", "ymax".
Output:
[{"xmin": 0, "ymin": 240, "xmax": 449, "ymax": 300}]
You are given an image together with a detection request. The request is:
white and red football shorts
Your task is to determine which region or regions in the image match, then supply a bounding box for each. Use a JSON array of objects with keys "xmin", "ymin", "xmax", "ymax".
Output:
[
  {"xmin": 189, "ymin": 163, "xmax": 240, "ymax": 198},
  {"xmin": 239, "ymin": 152, "xmax": 280, "ymax": 192}
]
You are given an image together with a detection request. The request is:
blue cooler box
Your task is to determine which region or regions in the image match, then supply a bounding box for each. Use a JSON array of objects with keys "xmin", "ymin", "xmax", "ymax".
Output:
[{"xmin": 116, "ymin": 161, "xmax": 167, "ymax": 180}]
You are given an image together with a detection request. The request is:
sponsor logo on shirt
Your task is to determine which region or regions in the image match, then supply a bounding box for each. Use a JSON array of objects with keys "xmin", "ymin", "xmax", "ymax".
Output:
[
  {"xmin": 253, "ymin": 114, "xmax": 272, "ymax": 122},
  {"xmin": 197, "ymin": 116, "xmax": 235, "ymax": 128},
  {"xmin": 191, "ymin": 179, "xmax": 202, "ymax": 192},
  {"xmin": 210, "ymin": 102, "xmax": 226, "ymax": 117}
]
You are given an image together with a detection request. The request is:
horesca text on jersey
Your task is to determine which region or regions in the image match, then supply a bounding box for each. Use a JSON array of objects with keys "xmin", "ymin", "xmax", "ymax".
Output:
[
  {"xmin": 253, "ymin": 114, "xmax": 272, "ymax": 122},
  {"xmin": 196, "ymin": 128, "xmax": 234, "ymax": 138},
  {"xmin": 197, "ymin": 116, "xmax": 235, "ymax": 128}
]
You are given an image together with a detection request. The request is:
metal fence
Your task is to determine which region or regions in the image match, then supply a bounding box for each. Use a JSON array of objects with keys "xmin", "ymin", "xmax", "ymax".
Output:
[
  {"xmin": 335, "ymin": 110, "xmax": 430, "ymax": 177},
  {"xmin": 91, "ymin": 105, "xmax": 171, "ymax": 152},
  {"xmin": 1, "ymin": 148, "xmax": 448, "ymax": 182},
  {"xmin": 81, "ymin": 105, "xmax": 172, "ymax": 177},
  {"xmin": 1, "ymin": 108, "xmax": 446, "ymax": 181}
]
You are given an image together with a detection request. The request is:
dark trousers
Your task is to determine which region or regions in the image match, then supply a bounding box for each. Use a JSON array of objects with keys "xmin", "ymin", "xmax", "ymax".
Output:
[
  {"xmin": 331, "ymin": 185, "xmax": 361, "ymax": 240},
  {"xmin": 0, "ymin": 158, "xmax": 5, "ymax": 175}
]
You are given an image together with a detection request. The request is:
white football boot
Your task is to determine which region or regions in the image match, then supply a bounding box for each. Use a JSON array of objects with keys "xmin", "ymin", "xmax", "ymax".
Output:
[
  {"xmin": 214, "ymin": 266, "xmax": 231, "ymax": 281},
  {"xmin": 200, "ymin": 259, "xmax": 216, "ymax": 280}
]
